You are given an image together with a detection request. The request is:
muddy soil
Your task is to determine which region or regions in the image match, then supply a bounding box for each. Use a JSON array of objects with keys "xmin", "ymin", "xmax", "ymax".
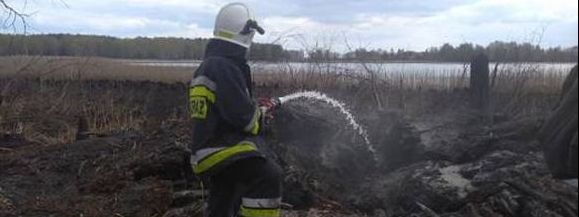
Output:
[
  {"xmin": 0, "ymin": 129, "xmax": 189, "ymax": 217},
  {"xmin": 1, "ymin": 79, "xmax": 577, "ymax": 217}
]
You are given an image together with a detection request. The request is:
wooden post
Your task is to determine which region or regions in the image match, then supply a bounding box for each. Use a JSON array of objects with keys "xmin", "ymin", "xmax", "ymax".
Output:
[
  {"xmin": 470, "ymin": 53, "xmax": 490, "ymax": 113},
  {"xmin": 76, "ymin": 116, "xmax": 89, "ymax": 141}
]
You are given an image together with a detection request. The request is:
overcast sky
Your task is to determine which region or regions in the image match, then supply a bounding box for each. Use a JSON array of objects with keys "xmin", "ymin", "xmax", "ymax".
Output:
[{"xmin": 2, "ymin": 0, "xmax": 578, "ymax": 51}]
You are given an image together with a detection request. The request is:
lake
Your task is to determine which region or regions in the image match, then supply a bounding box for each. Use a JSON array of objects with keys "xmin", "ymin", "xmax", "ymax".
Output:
[{"xmin": 128, "ymin": 60, "xmax": 576, "ymax": 77}]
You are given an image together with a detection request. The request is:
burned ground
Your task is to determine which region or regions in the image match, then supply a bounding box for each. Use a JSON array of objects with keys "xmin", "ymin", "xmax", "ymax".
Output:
[{"xmin": 0, "ymin": 76, "xmax": 577, "ymax": 217}]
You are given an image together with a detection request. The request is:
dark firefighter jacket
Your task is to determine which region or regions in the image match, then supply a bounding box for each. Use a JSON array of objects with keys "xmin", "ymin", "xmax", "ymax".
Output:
[{"xmin": 188, "ymin": 39, "xmax": 264, "ymax": 176}]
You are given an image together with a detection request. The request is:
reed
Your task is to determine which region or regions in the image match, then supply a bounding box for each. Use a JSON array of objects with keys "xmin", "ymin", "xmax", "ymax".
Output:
[{"xmin": 0, "ymin": 56, "xmax": 571, "ymax": 145}]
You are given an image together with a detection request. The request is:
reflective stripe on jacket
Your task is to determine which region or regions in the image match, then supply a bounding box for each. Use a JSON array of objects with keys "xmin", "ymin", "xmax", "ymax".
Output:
[{"xmin": 189, "ymin": 39, "xmax": 264, "ymax": 176}]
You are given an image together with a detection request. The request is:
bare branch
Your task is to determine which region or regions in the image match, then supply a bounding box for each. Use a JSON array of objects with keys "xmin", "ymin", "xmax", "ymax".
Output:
[{"xmin": 1, "ymin": 0, "xmax": 29, "ymax": 32}]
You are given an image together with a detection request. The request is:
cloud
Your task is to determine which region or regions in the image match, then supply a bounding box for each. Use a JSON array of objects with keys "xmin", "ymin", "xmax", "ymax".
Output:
[
  {"xmin": 263, "ymin": 17, "xmax": 322, "ymax": 33},
  {"xmin": 250, "ymin": 0, "xmax": 478, "ymax": 23},
  {"xmin": 123, "ymin": 0, "xmax": 219, "ymax": 8},
  {"xmin": 29, "ymin": 8, "xmax": 213, "ymax": 38},
  {"xmin": 169, "ymin": 23, "xmax": 213, "ymax": 39},
  {"xmin": 432, "ymin": 0, "xmax": 577, "ymax": 24},
  {"xmin": 1, "ymin": 0, "xmax": 577, "ymax": 50},
  {"xmin": 257, "ymin": 0, "xmax": 578, "ymax": 50}
]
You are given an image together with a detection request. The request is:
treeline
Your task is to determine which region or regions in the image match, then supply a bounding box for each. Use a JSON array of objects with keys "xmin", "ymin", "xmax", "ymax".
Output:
[
  {"xmin": 341, "ymin": 42, "xmax": 578, "ymax": 62},
  {"xmin": 1, "ymin": 34, "xmax": 577, "ymax": 62},
  {"xmin": 0, "ymin": 34, "xmax": 299, "ymax": 61}
]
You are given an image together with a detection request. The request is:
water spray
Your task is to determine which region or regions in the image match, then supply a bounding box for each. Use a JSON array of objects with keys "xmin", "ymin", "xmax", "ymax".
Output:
[{"xmin": 276, "ymin": 91, "xmax": 377, "ymax": 161}]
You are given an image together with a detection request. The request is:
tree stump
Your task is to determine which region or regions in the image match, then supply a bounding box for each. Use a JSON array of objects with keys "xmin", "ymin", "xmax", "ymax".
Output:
[{"xmin": 76, "ymin": 116, "xmax": 90, "ymax": 141}]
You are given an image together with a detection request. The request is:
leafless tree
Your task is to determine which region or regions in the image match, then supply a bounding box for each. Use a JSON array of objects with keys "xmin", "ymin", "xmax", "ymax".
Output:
[
  {"xmin": 1, "ymin": 0, "xmax": 28, "ymax": 31},
  {"xmin": 343, "ymin": 36, "xmax": 385, "ymax": 110}
]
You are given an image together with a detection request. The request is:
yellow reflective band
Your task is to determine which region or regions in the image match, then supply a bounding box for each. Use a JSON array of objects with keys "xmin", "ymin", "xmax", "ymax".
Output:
[
  {"xmin": 190, "ymin": 86, "xmax": 216, "ymax": 103},
  {"xmin": 240, "ymin": 207, "xmax": 281, "ymax": 217},
  {"xmin": 251, "ymin": 119, "xmax": 260, "ymax": 135},
  {"xmin": 249, "ymin": 108, "xmax": 261, "ymax": 135},
  {"xmin": 193, "ymin": 142, "xmax": 258, "ymax": 174},
  {"xmin": 217, "ymin": 31, "xmax": 235, "ymax": 39}
]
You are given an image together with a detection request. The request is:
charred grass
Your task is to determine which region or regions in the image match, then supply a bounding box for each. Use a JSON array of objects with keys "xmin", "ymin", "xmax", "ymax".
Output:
[{"xmin": 0, "ymin": 56, "xmax": 573, "ymax": 216}]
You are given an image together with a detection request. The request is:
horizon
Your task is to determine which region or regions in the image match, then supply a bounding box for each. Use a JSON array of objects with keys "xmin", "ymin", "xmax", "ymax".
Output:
[
  {"xmin": 1, "ymin": 0, "xmax": 578, "ymax": 52},
  {"xmin": 2, "ymin": 33, "xmax": 579, "ymax": 54}
]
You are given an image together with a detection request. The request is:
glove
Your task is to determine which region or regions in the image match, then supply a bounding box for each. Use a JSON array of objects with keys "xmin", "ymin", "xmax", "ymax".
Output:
[
  {"xmin": 258, "ymin": 97, "xmax": 281, "ymax": 121},
  {"xmin": 258, "ymin": 97, "xmax": 281, "ymax": 113}
]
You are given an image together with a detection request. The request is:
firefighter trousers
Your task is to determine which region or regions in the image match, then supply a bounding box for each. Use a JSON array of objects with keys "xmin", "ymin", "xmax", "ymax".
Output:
[{"xmin": 205, "ymin": 157, "xmax": 283, "ymax": 217}]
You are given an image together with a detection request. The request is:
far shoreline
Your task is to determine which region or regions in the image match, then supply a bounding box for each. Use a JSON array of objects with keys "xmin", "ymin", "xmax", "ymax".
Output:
[{"xmin": 0, "ymin": 55, "xmax": 577, "ymax": 65}]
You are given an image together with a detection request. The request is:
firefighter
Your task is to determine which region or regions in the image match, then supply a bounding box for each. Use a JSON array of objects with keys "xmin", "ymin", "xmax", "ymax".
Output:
[{"xmin": 188, "ymin": 3, "xmax": 283, "ymax": 217}]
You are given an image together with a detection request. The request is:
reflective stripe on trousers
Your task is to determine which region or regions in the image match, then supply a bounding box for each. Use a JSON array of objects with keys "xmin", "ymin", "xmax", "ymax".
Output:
[
  {"xmin": 192, "ymin": 141, "xmax": 258, "ymax": 174},
  {"xmin": 240, "ymin": 207, "xmax": 281, "ymax": 217},
  {"xmin": 240, "ymin": 198, "xmax": 281, "ymax": 217},
  {"xmin": 242, "ymin": 198, "xmax": 281, "ymax": 208}
]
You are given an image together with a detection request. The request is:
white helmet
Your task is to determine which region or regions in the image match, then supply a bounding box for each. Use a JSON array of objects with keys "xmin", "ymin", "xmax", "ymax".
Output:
[{"xmin": 214, "ymin": 2, "xmax": 265, "ymax": 48}]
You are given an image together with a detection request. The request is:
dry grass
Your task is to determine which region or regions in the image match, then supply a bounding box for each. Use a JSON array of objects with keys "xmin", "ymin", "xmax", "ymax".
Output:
[
  {"xmin": 0, "ymin": 56, "xmax": 189, "ymax": 145},
  {"xmin": 0, "ymin": 79, "xmax": 147, "ymax": 145},
  {"xmin": 0, "ymin": 56, "xmax": 573, "ymax": 145},
  {"xmin": 0, "ymin": 56, "xmax": 192, "ymax": 83},
  {"xmin": 1, "ymin": 56, "xmax": 569, "ymax": 94},
  {"xmin": 252, "ymin": 61, "xmax": 569, "ymax": 94},
  {"xmin": 253, "ymin": 60, "xmax": 570, "ymax": 116}
]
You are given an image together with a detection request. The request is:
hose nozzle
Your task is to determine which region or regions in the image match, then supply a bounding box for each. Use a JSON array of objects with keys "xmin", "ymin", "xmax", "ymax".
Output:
[{"xmin": 272, "ymin": 97, "xmax": 282, "ymax": 108}]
